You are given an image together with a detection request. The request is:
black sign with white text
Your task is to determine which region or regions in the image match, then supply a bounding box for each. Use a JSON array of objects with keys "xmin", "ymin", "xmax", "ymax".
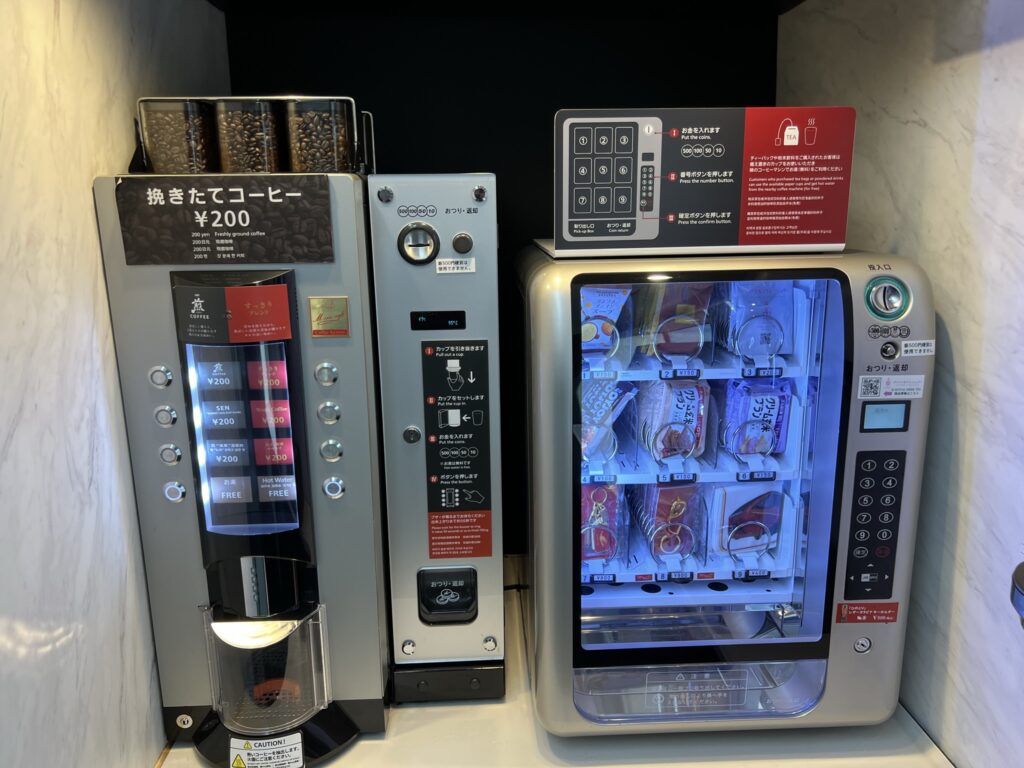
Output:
[{"xmin": 115, "ymin": 174, "xmax": 334, "ymax": 265}]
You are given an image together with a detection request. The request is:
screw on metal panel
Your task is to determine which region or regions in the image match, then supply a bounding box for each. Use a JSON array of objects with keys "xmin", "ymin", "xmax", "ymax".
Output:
[
  {"xmin": 401, "ymin": 639, "xmax": 416, "ymax": 655},
  {"xmin": 377, "ymin": 186, "xmax": 394, "ymax": 203},
  {"xmin": 854, "ymin": 637, "xmax": 872, "ymax": 654},
  {"xmin": 483, "ymin": 636, "xmax": 497, "ymax": 652},
  {"xmin": 472, "ymin": 185, "xmax": 487, "ymax": 202},
  {"xmin": 403, "ymin": 426, "xmax": 422, "ymax": 444},
  {"xmin": 175, "ymin": 714, "xmax": 194, "ymax": 729}
]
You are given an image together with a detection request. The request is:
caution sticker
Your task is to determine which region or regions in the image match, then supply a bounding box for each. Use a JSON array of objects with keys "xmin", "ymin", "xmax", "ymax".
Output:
[
  {"xmin": 229, "ymin": 733, "xmax": 303, "ymax": 768},
  {"xmin": 901, "ymin": 339, "xmax": 935, "ymax": 357}
]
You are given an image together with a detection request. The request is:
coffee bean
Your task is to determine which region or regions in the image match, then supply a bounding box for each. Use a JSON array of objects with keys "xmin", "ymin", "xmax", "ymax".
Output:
[{"xmin": 216, "ymin": 101, "xmax": 281, "ymax": 173}]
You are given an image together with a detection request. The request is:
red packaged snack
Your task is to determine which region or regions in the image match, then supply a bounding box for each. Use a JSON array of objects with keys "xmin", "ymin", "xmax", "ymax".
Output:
[
  {"xmin": 581, "ymin": 483, "xmax": 621, "ymax": 560},
  {"xmin": 629, "ymin": 484, "xmax": 703, "ymax": 560}
]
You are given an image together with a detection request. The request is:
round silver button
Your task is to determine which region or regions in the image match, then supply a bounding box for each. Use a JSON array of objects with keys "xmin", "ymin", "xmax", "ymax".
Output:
[
  {"xmin": 320, "ymin": 439, "xmax": 344, "ymax": 462},
  {"xmin": 317, "ymin": 401, "xmax": 341, "ymax": 424},
  {"xmin": 149, "ymin": 365, "xmax": 173, "ymax": 388},
  {"xmin": 854, "ymin": 637, "xmax": 872, "ymax": 654},
  {"xmin": 315, "ymin": 362, "xmax": 339, "ymax": 386},
  {"xmin": 163, "ymin": 482, "xmax": 186, "ymax": 503},
  {"xmin": 323, "ymin": 477, "xmax": 345, "ymax": 499},
  {"xmin": 159, "ymin": 443, "xmax": 182, "ymax": 465},
  {"xmin": 154, "ymin": 405, "xmax": 177, "ymax": 427},
  {"xmin": 401, "ymin": 639, "xmax": 416, "ymax": 656},
  {"xmin": 397, "ymin": 222, "xmax": 440, "ymax": 265},
  {"xmin": 483, "ymin": 636, "xmax": 498, "ymax": 652}
]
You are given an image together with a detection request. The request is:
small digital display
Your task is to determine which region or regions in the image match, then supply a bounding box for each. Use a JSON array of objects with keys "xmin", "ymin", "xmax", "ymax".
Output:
[{"xmin": 862, "ymin": 401, "xmax": 910, "ymax": 432}]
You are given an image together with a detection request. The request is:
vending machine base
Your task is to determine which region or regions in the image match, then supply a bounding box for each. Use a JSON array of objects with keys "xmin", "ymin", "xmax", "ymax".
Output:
[
  {"xmin": 192, "ymin": 704, "xmax": 359, "ymax": 766},
  {"xmin": 392, "ymin": 662, "xmax": 505, "ymax": 703}
]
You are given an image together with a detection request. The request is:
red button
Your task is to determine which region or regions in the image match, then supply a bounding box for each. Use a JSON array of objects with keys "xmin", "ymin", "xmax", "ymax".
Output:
[{"xmin": 875, "ymin": 545, "xmax": 892, "ymax": 558}]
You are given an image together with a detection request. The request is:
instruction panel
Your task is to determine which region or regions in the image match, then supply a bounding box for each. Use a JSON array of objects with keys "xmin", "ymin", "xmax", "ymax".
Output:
[
  {"xmin": 555, "ymin": 106, "xmax": 856, "ymax": 254},
  {"xmin": 421, "ymin": 341, "xmax": 493, "ymax": 559}
]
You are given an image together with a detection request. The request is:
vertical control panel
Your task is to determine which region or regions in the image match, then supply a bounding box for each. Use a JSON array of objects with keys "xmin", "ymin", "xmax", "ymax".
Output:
[
  {"xmin": 562, "ymin": 117, "xmax": 662, "ymax": 242},
  {"xmin": 368, "ymin": 174, "xmax": 504, "ymax": 701},
  {"xmin": 844, "ymin": 451, "xmax": 906, "ymax": 600}
]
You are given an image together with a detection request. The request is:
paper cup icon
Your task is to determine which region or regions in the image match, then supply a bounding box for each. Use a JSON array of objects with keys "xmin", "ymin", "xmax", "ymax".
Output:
[{"xmin": 805, "ymin": 126, "xmax": 817, "ymax": 146}]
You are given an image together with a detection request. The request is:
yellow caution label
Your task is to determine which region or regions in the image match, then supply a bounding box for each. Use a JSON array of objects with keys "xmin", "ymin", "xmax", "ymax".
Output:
[
  {"xmin": 243, "ymin": 742, "xmax": 252, "ymax": 750},
  {"xmin": 231, "ymin": 756, "xmax": 246, "ymax": 768}
]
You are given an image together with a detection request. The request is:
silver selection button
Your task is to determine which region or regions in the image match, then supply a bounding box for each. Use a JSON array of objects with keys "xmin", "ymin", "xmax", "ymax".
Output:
[
  {"xmin": 317, "ymin": 401, "xmax": 341, "ymax": 424},
  {"xmin": 163, "ymin": 481, "xmax": 186, "ymax": 503},
  {"xmin": 149, "ymin": 365, "xmax": 173, "ymax": 388},
  {"xmin": 315, "ymin": 362, "xmax": 339, "ymax": 386},
  {"xmin": 159, "ymin": 444, "xmax": 182, "ymax": 465},
  {"xmin": 320, "ymin": 439, "xmax": 344, "ymax": 462},
  {"xmin": 323, "ymin": 477, "xmax": 345, "ymax": 499},
  {"xmin": 154, "ymin": 405, "xmax": 177, "ymax": 427}
]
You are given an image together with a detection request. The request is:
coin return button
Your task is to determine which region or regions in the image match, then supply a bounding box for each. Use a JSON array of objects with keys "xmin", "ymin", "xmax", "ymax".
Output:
[{"xmin": 323, "ymin": 477, "xmax": 345, "ymax": 499}]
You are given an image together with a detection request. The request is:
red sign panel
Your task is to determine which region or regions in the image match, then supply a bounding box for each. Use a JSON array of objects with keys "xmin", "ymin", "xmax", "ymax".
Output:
[
  {"xmin": 428, "ymin": 510, "xmax": 492, "ymax": 559},
  {"xmin": 247, "ymin": 360, "xmax": 288, "ymax": 390},
  {"xmin": 250, "ymin": 399, "xmax": 291, "ymax": 429},
  {"xmin": 739, "ymin": 106, "xmax": 856, "ymax": 247},
  {"xmin": 225, "ymin": 284, "xmax": 292, "ymax": 342},
  {"xmin": 253, "ymin": 437, "xmax": 294, "ymax": 466},
  {"xmin": 836, "ymin": 602, "xmax": 899, "ymax": 624}
]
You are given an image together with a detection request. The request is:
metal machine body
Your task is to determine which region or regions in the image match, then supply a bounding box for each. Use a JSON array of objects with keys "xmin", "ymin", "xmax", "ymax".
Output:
[{"xmin": 520, "ymin": 244, "xmax": 934, "ymax": 735}]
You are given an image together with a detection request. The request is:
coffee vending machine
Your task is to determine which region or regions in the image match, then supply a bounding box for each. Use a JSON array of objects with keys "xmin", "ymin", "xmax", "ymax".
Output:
[{"xmin": 94, "ymin": 99, "xmax": 504, "ymax": 766}]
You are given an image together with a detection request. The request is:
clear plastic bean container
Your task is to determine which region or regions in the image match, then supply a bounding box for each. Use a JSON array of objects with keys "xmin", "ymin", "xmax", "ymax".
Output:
[
  {"xmin": 284, "ymin": 98, "xmax": 356, "ymax": 172},
  {"xmin": 215, "ymin": 99, "xmax": 282, "ymax": 173},
  {"xmin": 138, "ymin": 98, "xmax": 216, "ymax": 173}
]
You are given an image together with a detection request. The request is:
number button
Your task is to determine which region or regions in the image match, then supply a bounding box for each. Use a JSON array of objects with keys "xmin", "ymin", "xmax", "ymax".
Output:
[
  {"xmin": 595, "ymin": 127, "xmax": 613, "ymax": 153},
  {"xmin": 855, "ymin": 530, "xmax": 870, "ymax": 542},
  {"xmin": 877, "ymin": 529, "xmax": 893, "ymax": 541},
  {"xmin": 573, "ymin": 126, "xmax": 593, "ymax": 154},
  {"xmin": 859, "ymin": 477, "xmax": 876, "ymax": 490},
  {"xmin": 856, "ymin": 512, "xmax": 872, "ymax": 524},
  {"xmin": 861, "ymin": 459, "xmax": 877, "ymax": 472},
  {"xmin": 857, "ymin": 494, "xmax": 873, "ymax": 507},
  {"xmin": 853, "ymin": 546, "xmax": 869, "ymax": 559},
  {"xmin": 573, "ymin": 158, "xmax": 592, "ymax": 183},
  {"xmin": 879, "ymin": 512, "xmax": 895, "ymax": 524},
  {"xmin": 881, "ymin": 494, "xmax": 896, "ymax": 507},
  {"xmin": 882, "ymin": 477, "xmax": 898, "ymax": 489},
  {"xmin": 883, "ymin": 459, "xmax": 900, "ymax": 471}
]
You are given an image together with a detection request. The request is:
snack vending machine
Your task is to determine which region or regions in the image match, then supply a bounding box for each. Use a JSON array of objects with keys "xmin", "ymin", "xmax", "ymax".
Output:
[{"xmin": 520, "ymin": 245, "xmax": 934, "ymax": 734}]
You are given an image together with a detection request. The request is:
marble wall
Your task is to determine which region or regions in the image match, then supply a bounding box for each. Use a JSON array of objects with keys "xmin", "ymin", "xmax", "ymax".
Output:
[
  {"xmin": 0, "ymin": 1, "xmax": 228, "ymax": 765},
  {"xmin": 779, "ymin": 2, "xmax": 1024, "ymax": 766}
]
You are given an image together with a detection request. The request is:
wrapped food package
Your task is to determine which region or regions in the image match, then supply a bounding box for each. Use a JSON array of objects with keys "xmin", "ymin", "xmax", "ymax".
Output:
[
  {"xmin": 580, "ymin": 286, "xmax": 632, "ymax": 357},
  {"xmin": 717, "ymin": 280, "xmax": 795, "ymax": 359},
  {"xmin": 581, "ymin": 483, "xmax": 623, "ymax": 560},
  {"xmin": 721, "ymin": 378, "xmax": 793, "ymax": 455},
  {"xmin": 628, "ymin": 483, "xmax": 703, "ymax": 559},
  {"xmin": 637, "ymin": 380, "xmax": 710, "ymax": 461}
]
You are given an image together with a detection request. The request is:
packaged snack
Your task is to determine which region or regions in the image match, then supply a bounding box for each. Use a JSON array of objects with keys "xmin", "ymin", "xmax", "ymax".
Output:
[
  {"xmin": 628, "ymin": 484, "xmax": 703, "ymax": 561},
  {"xmin": 580, "ymin": 286, "xmax": 632, "ymax": 357},
  {"xmin": 717, "ymin": 280, "xmax": 795, "ymax": 359},
  {"xmin": 581, "ymin": 483, "xmax": 623, "ymax": 560},
  {"xmin": 636, "ymin": 282, "xmax": 713, "ymax": 362},
  {"xmin": 720, "ymin": 489, "xmax": 785, "ymax": 556},
  {"xmin": 637, "ymin": 380, "xmax": 710, "ymax": 461},
  {"xmin": 579, "ymin": 380, "xmax": 637, "ymax": 462},
  {"xmin": 721, "ymin": 378, "xmax": 793, "ymax": 456}
]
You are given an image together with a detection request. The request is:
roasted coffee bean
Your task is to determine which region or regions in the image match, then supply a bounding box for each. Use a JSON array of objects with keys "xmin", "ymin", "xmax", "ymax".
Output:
[
  {"xmin": 217, "ymin": 103, "xmax": 281, "ymax": 173},
  {"xmin": 287, "ymin": 108, "xmax": 351, "ymax": 172},
  {"xmin": 140, "ymin": 102, "xmax": 214, "ymax": 173}
]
